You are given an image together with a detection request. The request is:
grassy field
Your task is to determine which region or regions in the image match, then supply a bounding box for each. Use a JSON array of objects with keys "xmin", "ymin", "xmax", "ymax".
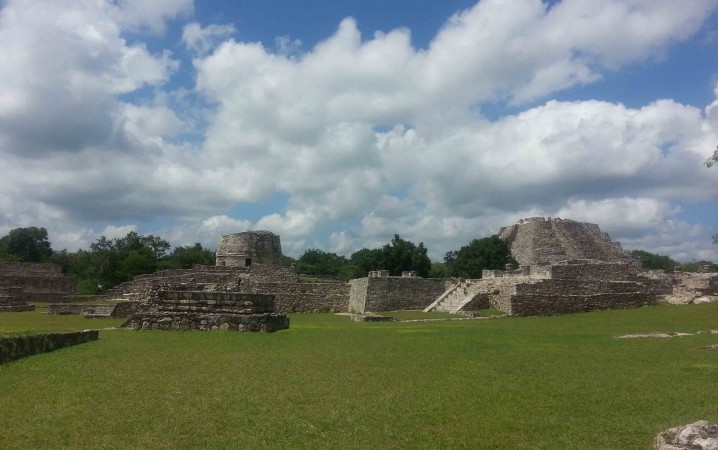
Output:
[{"xmin": 0, "ymin": 304, "xmax": 717, "ymax": 449}]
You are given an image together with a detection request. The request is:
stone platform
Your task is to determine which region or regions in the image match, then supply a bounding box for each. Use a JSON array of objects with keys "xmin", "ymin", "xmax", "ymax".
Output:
[
  {"xmin": 0, "ymin": 286, "xmax": 35, "ymax": 312},
  {"xmin": 123, "ymin": 291, "xmax": 289, "ymax": 332}
]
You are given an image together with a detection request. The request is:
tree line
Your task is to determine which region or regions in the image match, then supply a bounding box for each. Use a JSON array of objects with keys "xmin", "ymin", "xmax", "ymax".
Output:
[{"xmin": 1, "ymin": 226, "xmax": 715, "ymax": 295}]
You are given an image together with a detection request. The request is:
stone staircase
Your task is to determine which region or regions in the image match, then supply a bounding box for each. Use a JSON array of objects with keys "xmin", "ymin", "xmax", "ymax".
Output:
[{"xmin": 424, "ymin": 280, "xmax": 482, "ymax": 313}]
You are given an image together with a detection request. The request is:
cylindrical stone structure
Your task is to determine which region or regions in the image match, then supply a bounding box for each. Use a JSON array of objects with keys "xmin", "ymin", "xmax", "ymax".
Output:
[{"xmin": 215, "ymin": 231, "xmax": 282, "ymax": 268}]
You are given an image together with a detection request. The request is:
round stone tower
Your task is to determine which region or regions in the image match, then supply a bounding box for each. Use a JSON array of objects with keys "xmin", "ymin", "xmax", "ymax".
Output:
[{"xmin": 215, "ymin": 231, "xmax": 282, "ymax": 268}]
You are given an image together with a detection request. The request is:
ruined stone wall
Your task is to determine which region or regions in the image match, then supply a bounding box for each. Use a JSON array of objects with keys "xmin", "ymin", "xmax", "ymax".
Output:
[
  {"xmin": 247, "ymin": 264, "xmax": 298, "ymax": 283},
  {"xmin": 47, "ymin": 302, "xmax": 139, "ymax": 318},
  {"xmin": 123, "ymin": 291, "xmax": 288, "ymax": 332},
  {"xmin": 349, "ymin": 277, "xmax": 450, "ymax": 314},
  {"xmin": 239, "ymin": 264, "xmax": 349, "ymax": 313},
  {"xmin": 0, "ymin": 262, "xmax": 75, "ymax": 302},
  {"xmin": 0, "ymin": 330, "xmax": 99, "ymax": 364},
  {"xmin": 499, "ymin": 217, "xmax": 631, "ymax": 266},
  {"xmin": 242, "ymin": 281, "xmax": 349, "ymax": 313}
]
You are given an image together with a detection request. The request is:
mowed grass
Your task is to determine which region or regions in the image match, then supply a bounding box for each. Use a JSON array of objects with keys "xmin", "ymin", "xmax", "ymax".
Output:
[{"xmin": 0, "ymin": 304, "xmax": 717, "ymax": 449}]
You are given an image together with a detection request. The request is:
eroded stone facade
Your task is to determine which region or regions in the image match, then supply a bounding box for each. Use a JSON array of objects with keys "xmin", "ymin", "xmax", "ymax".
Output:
[
  {"xmin": 123, "ymin": 290, "xmax": 289, "ymax": 332},
  {"xmin": 498, "ymin": 217, "xmax": 631, "ymax": 267},
  {"xmin": 215, "ymin": 230, "xmax": 282, "ymax": 268},
  {"xmin": 0, "ymin": 262, "xmax": 76, "ymax": 311}
]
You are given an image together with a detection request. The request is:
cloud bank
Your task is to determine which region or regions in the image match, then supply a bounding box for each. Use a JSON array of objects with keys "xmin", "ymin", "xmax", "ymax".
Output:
[{"xmin": 1, "ymin": 0, "xmax": 717, "ymax": 262}]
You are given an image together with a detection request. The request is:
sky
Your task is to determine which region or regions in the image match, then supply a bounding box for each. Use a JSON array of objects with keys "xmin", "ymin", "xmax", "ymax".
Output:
[{"xmin": 1, "ymin": 0, "xmax": 718, "ymax": 263}]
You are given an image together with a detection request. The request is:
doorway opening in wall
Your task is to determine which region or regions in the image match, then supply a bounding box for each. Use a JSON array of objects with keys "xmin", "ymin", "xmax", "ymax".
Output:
[{"xmin": 245, "ymin": 258, "xmax": 252, "ymax": 267}]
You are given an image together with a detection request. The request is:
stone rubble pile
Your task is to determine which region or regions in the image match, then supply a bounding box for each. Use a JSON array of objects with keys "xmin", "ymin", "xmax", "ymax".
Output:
[{"xmin": 655, "ymin": 420, "xmax": 718, "ymax": 450}]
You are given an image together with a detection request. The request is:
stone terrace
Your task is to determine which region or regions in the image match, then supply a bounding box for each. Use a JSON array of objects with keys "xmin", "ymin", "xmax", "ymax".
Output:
[
  {"xmin": 0, "ymin": 262, "xmax": 75, "ymax": 308},
  {"xmin": 123, "ymin": 290, "xmax": 289, "ymax": 332}
]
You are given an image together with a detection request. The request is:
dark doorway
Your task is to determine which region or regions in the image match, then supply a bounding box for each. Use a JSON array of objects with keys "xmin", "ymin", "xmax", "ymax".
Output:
[{"xmin": 245, "ymin": 258, "xmax": 252, "ymax": 267}]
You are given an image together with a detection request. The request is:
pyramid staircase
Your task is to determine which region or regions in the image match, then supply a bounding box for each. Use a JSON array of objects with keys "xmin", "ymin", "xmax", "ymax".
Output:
[{"xmin": 424, "ymin": 280, "xmax": 482, "ymax": 313}]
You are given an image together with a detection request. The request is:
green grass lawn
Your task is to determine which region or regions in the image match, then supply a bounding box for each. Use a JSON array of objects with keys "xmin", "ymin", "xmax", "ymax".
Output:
[{"xmin": 0, "ymin": 303, "xmax": 717, "ymax": 449}]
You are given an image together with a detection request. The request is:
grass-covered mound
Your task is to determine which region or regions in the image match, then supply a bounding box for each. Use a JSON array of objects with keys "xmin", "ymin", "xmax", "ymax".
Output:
[{"xmin": 0, "ymin": 304, "xmax": 716, "ymax": 449}]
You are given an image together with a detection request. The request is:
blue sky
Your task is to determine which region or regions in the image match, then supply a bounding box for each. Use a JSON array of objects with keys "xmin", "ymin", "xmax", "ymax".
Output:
[{"xmin": 1, "ymin": 0, "xmax": 718, "ymax": 262}]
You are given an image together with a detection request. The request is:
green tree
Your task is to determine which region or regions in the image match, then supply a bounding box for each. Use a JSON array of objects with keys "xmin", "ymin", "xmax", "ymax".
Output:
[
  {"xmin": 630, "ymin": 250, "xmax": 678, "ymax": 272},
  {"xmin": 120, "ymin": 247, "xmax": 158, "ymax": 279},
  {"xmin": 429, "ymin": 262, "xmax": 450, "ymax": 278},
  {"xmin": 160, "ymin": 243, "xmax": 215, "ymax": 269},
  {"xmin": 349, "ymin": 248, "xmax": 383, "ymax": 277},
  {"xmin": 0, "ymin": 227, "xmax": 53, "ymax": 262},
  {"xmin": 445, "ymin": 235, "xmax": 516, "ymax": 279},
  {"xmin": 296, "ymin": 249, "xmax": 348, "ymax": 277},
  {"xmin": 379, "ymin": 235, "xmax": 432, "ymax": 277}
]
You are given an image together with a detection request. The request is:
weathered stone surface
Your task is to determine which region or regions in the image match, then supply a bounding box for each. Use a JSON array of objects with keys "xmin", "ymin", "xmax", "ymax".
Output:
[
  {"xmin": 216, "ymin": 230, "xmax": 282, "ymax": 268},
  {"xmin": 661, "ymin": 272, "xmax": 718, "ymax": 304},
  {"xmin": 655, "ymin": 420, "xmax": 718, "ymax": 450},
  {"xmin": 0, "ymin": 262, "xmax": 75, "ymax": 310},
  {"xmin": 48, "ymin": 301, "xmax": 142, "ymax": 318},
  {"xmin": 498, "ymin": 217, "xmax": 631, "ymax": 266},
  {"xmin": 0, "ymin": 330, "xmax": 99, "ymax": 364},
  {"xmin": 124, "ymin": 312, "xmax": 289, "ymax": 332},
  {"xmin": 241, "ymin": 264, "xmax": 350, "ymax": 313},
  {"xmin": 123, "ymin": 290, "xmax": 289, "ymax": 333},
  {"xmin": 430, "ymin": 259, "xmax": 665, "ymax": 316},
  {"xmin": 348, "ymin": 276, "xmax": 450, "ymax": 314}
]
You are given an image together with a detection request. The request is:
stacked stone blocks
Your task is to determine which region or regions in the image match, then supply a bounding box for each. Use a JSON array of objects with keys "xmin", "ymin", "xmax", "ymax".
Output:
[
  {"xmin": 124, "ymin": 290, "xmax": 289, "ymax": 332},
  {"xmin": 0, "ymin": 263, "xmax": 75, "ymax": 309}
]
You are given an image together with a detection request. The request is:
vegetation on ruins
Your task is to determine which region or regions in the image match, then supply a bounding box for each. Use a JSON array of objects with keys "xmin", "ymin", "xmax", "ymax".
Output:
[
  {"xmin": 1, "ymin": 303, "xmax": 717, "ymax": 448},
  {"xmin": 443, "ymin": 235, "xmax": 517, "ymax": 278},
  {"xmin": 630, "ymin": 250, "xmax": 678, "ymax": 272}
]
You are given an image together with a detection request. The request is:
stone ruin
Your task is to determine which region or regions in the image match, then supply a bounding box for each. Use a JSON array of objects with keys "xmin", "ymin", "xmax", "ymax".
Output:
[
  {"xmin": 119, "ymin": 232, "xmax": 290, "ymax": 332},
  {"xmin": 0, "ymin": 262, "xmax": 76, "ymax": 312},
  {"xmin": 65, "ymin": 219, "xmax": 710, "ymax": 323},
  {"xmin": 215, "ymin": 230, "xmax": 282, "ymax": 268},
  {"xmin": 426, "ymin": 217, "xmax": 672, "ymax": 316},
  {"xmin": 498, "ymin": 217, "xmax": 632, "ymax": 266},
  {"xmin": 123, "ymin": 287, "xmax": 289, "ymax": 332}
]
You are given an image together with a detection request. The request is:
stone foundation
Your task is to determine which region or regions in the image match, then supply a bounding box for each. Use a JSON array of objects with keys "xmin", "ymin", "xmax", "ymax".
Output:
[
  {"xmin": 123, "ymin": 290, "xmax": 289, "ymax": 333},
  {"xmin": 124, "ymin": 312, "xmax": 289, "ymax": 332}
]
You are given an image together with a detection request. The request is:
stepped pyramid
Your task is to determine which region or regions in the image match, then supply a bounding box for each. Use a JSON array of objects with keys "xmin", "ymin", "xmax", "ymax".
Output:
[{"xmin": 498, "ymin": 217, "xmax": 631, "ymax": 266}]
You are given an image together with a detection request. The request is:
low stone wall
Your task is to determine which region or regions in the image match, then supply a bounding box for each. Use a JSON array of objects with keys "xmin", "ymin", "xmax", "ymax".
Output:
[
  {"xmin": 247, "ymin": 264, "xmax": 299, "ymax": 283},
  {"xmin": 124, "ymin": 312, "xmax": 289, "ymax": 332},
  {"xmin": 48, "ymin": 304, "xmax": 121, "ymax": 317},
  {"xmin": 348, "ymin": 277, "xmax": 450, "ymax": 314},
  {"xmin": 0, "ymin": 330, "xmax": 99, "ymax": 364},
  {"xmin": 510, "ymin": 292, "xmax": 657, "ymax": 316}
]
